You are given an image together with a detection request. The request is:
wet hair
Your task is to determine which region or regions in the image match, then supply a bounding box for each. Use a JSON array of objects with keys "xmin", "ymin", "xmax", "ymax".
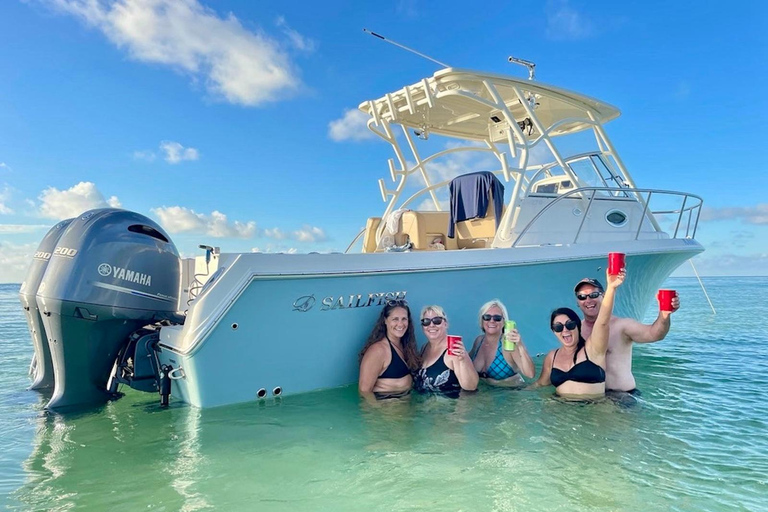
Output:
[
  {"xmin": 477, "ymin": 299, "xmax": 510, "ymax": 332},
  {"xmin": 550, "ymin": 307, "xmax": 586, "ymax": 363},
  {"xmin": 359, "ymin": 302, "xmax": 419, "ymax": 370}
]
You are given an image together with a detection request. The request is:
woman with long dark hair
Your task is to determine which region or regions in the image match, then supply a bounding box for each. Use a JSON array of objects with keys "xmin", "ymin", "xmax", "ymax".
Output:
[
  {"xmin": 358, "ymin": 299, "xmax": 420, "ymax": 399},
  {"xmin": 532, "ymin": 269, "xmax": 625, "ymax": 399}
]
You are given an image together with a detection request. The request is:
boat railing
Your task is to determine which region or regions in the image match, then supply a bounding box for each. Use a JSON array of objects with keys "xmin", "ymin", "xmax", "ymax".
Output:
[
  {"xmin": 345, "ymin": 227, "xmax": 366, "ymax": 254},
  {"xmin": 510, "ymin": 187, "xmax": 703, "ymax": 247}
]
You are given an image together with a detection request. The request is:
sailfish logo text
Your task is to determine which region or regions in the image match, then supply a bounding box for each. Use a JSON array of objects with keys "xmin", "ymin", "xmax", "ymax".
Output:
[{"xmin": 99, "ymin": 263, "xmax": 152, "ymax": 287}]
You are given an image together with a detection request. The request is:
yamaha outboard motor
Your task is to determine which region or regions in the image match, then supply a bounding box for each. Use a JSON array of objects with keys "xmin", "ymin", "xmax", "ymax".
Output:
[
  {"xmin": 36, "ymin": 209, "xmax": 181, "ymax": 410},
  {"xmin": 19, "ymin": 219, "xmax": 74, "ymax": 390}
]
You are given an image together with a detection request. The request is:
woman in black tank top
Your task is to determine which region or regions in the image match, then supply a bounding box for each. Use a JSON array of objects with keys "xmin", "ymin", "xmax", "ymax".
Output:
[
  {"xmin": 414, "ymin": 305, "xmax": 478, "ymax": 396},
  {"xmin": 358, "ymin": 300, "xmax": 420, "ymax": 400}
]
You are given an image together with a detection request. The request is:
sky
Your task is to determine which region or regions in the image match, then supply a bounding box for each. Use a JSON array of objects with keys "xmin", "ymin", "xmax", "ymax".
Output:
[{"xmin": 0, "ymin": 0, "xmax": 766, "ymax": 283}]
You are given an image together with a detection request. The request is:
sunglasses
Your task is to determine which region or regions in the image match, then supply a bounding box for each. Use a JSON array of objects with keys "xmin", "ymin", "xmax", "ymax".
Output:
[
  {"xmin": 482, "ymin": 314, "xmax": 504, "ymax": 322},
  {"xmin": 552, "ymin": 320, "xmax": 578, "ymax": 333},
  {"xmin": 420, "ymin": 316, "xmax": 445, "ymax": 327},
  {"xmin": 576, "ymin": 291, "xmax": 602, "ymax": 301},
  {"xmin": 386, "ymin": 299, "xmax": 409, "ymax": 307}
]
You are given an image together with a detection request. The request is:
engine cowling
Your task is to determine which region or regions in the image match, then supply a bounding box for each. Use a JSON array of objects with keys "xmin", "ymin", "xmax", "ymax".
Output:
[
  {"xmin": 19, "ymin": 218, "xmax": 73, "ymax": 390},
  {"xmin": 36, "ymin": 208, "xmax": 181, "ymax": 410}
]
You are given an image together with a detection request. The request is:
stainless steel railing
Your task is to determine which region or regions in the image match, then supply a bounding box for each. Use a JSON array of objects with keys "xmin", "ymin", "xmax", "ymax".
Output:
[{"xmin": 511, "ymin": 187, "xmax": 703, "ymax": 247}]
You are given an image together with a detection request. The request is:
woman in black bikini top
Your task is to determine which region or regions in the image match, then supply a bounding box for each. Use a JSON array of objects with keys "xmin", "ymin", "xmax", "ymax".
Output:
[
  {"xmin": 532, "ymin": 268, "xmax": 625, "ymax": 399},
  {"xmin": 358, "ymin": 300, "xmax": 420, "ymax": 400}
]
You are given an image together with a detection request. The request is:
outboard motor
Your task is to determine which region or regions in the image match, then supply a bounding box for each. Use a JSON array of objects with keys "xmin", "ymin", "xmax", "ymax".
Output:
[
  {"xmin": 36, "ymin": 209, "xmax": 181, "ymax": 410},
  {"xmin": 19, "ymin": 218, "xmax": 73, "ymax": 390}
]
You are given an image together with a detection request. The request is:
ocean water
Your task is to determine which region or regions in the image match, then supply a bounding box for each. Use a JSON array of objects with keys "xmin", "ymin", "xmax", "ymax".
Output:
[{"xmin": 1, "ymin": 278, "xmax": 766, "ymax": 511}]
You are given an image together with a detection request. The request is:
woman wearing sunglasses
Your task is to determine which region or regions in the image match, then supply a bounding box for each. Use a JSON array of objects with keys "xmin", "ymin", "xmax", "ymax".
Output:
[
  {"xmin": 358, "ymin": 299, "xmax": 420, "ymax": 400},
  {"xmin": 469, "ymin": 299, "xmax": 535, "ymax": 386},
  {"xmin": 414, "ymin": 305, "xmax": 478, "ymax": 396},
  {"xmin": 532, "ymin": 269, "xmax": 625, "ymax": 399}
]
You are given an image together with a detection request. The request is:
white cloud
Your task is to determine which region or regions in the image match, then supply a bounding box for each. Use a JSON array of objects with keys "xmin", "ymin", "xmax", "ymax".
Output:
[
  {"xmin": 0, "ymin": 241, "xmax": 38, "ymax": 283},
  {"xmin": 328, "ymin": 109, "xmax": 375, "ymax": 142},
  {"xmin": 41, "ymin": 0, "xmax": 301, "ymax": 106},
  {"xmin": 417, "ymin": 142, "xmax": 499, "ymax": 184},
  {"xmin": 133, "ymin": 149, "xmax": 157, "ymax": 162},
  {"xmin": 275, "ymin": 16, "xmax": 315, "ymax": 52},
  {"xmin": 151, "ymin": 206, "xmax": 256, "ymax": 238},
  {"xmin": 415, "ymin": 197, "xmax": 449, "ymax": 212},
  {"xmin": 251, "ymin": 246, "xmax": 297, "ymax": 254},
  {"xmin": 263, "ymin": 227, "xmax": 287, "ymax": 240},
  {"xmin": 160, "ymin": 141, "xmax": 199, "ymax": 164},
  {"xmin": 0, "ymin": 224, "xmax": 50, "ymax": 234},
  {"xmin": 701, "ymin": 203, "xmax": 768, "ymax": 225},
  {"xmin": 0, "ymin": 186, "xmax": 13, "ymax": 214},
  {"xmin": 0, "ymin": 162, "xmax": 13, "ymax": 172},
  {"xmin": 37, "ymin": 182, "xmax": 121, "ymax": 220},
  {"xmin": 545, "ymin": 0, "xmax": 593, "ymax": 41},
  {"xmin": 293, "ymin": 225, "xmax": 326, "ymax": 243}
]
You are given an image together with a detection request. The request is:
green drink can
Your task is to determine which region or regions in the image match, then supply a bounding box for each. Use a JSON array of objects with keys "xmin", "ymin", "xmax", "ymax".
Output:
[{"xmin": 503, "ymin": 320, "xmax": 516, "ymax": 351}]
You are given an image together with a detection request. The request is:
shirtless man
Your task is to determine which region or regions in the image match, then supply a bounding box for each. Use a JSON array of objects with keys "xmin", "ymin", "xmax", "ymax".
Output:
[{"xmin": 573, "ymin": 278, "xmax": 680, "ymax": 393}]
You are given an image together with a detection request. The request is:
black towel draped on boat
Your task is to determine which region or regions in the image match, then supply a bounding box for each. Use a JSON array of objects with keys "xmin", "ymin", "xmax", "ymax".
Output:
[{"xmin": 447, "ymin": 171, "xmax": 505, "ymax": 238}]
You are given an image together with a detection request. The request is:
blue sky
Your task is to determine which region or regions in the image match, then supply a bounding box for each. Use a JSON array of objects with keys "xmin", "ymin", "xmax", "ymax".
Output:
[{"xmin": 0, "ymin": 0, "xmax": 766, "ymax": 282}]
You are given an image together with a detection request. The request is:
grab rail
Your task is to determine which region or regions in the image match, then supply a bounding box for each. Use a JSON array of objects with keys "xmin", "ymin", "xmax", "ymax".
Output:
[
  {"xmin": 511, "ymin": 187, "xmax": 703, "ymax": 247},
  {"xmin": 344, "ymin": 227, "xmax": 366, "ymax": 254}
]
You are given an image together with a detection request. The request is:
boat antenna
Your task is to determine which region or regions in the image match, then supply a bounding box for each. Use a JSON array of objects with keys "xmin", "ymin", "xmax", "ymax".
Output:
[
  {"xmin": 508, "ymin": 56, "xmax": 536, "ymax": 80},
  {"xmin": 363, "ymin": 29, "xmax": 450, "ymax": 68}
]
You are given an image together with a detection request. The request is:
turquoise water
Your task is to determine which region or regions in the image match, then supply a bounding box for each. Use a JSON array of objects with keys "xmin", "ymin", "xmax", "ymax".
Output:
[{"xmin": 1, "ymin": 278, "xmax": 766, "ymax": 511}]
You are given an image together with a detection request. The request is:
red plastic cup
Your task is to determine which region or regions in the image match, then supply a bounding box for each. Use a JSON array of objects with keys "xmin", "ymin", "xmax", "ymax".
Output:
[
  {"xmin": 446, "ymin": 335, "xmax": 462, "ymax": 356},
  {"xmin": 608, "ymin": 252, "xmax": 626, "ymax": 275},
  {"xmin": 657, "ymin": 289, "xmax": 677, "ymax": 312}
]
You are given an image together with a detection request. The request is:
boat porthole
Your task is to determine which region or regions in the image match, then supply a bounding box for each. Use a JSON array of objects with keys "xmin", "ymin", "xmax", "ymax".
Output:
[
  {"xmin": 606, "ymin": 209, "xmax": 628, "ymax": 227},
  {"xmin": 256, "ymin": 388, "xmax": 267, "ymax": 399},
  {"xmin": 272, "ymin": 386, "xmax": 282, "ymax": 397},
  {"xmin": 231, "ymin": 323, "xmax": 239, "ymax": 330},
  {"xmin": 572, "ymin": 208, "xmax": 582, "ymax": 216}
]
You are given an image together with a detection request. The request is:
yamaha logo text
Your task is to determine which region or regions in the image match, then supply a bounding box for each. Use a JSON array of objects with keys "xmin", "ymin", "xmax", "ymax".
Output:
[{"xmin": 97, "ymin": 263, "xmax": 153, "ymax": 287}]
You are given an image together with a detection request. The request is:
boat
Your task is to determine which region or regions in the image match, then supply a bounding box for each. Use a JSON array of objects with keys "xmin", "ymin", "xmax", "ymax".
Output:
[{"xmin": 20, "ymin": 63, "xmax": 704, "ymax": 409}]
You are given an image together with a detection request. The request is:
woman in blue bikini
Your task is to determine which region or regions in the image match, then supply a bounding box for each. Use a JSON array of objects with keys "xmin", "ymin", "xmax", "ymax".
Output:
[
  {"xmin": 414, "ymin": 305, "xmax": 478, "ymax": 397},
  {"xmin": 469, "ymin": 299, "xmax": 535, "ymax": 386}
]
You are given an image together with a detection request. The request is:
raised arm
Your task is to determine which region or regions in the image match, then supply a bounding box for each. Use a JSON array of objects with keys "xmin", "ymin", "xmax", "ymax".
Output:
[
  {"xmin": 588, "ymin": 268, "xmax": 625, "ymax": 356},
  {"xmin": 620, "ymin": 294, "xmax": 678, "ymax": 343}
]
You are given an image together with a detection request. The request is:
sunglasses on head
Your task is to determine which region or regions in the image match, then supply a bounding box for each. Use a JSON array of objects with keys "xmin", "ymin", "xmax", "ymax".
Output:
[
  {"xmin": 482, "ymin": 314, "xmax": 504, "ymax": 322},
  {"xmin": 552, "ymin": 320, "xmax": 578, "ymax": 333},
  {"xmin": 576, "ymin": 291, "xmax": 602, "ymax": 301},
  {"xmin": 386, "ymin": 299, "xmax": 408, "ymax": 307},
  {"xmin": 420, "ymin": 316, "xmax": 445, "ymax": 327}
]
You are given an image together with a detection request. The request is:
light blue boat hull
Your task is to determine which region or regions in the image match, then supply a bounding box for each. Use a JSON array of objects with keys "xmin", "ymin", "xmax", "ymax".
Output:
[{"xmin": 158, "ymin": 240, "xmax": 701, "ymax": 407}]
